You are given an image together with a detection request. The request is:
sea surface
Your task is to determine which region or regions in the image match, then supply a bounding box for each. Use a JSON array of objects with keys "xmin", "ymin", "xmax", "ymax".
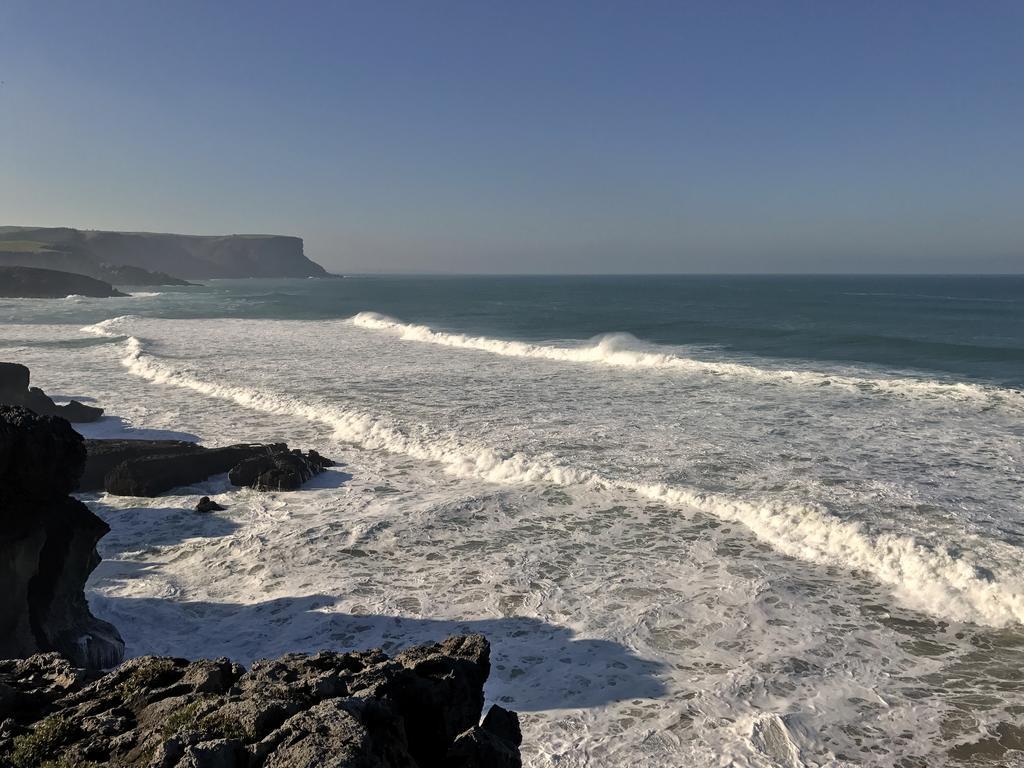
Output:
[{"xmin": 3, "ymin": 275, "xmax": 1024, "ymax": 767}]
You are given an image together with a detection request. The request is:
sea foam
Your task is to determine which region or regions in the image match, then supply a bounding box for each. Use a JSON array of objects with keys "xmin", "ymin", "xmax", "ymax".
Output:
[
  {"xmin": 351, "ymin": 311, "xmax": 1024, "ymax": 409},
  {"xmin": 81, "ymin": 315, "xmax": 1024, "ymax": 627}
]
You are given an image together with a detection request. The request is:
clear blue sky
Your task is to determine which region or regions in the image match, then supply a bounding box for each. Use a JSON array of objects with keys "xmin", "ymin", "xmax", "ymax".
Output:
[{"xmin": 1, "ymin": 1, "xmax": 1022, "ymax": 273}]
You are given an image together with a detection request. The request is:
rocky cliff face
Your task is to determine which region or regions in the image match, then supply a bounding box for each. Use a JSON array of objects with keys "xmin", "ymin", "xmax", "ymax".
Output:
[
  {"xmin": 0, "ymin": 406, "xmax": 124, "ymax": 670},
  {"xmin": 0, "ymin": 227, "xmax": 328, "ymax": 280},
  {"xmin": 0, "ymin": 636, "xmax": 522, "ymax": 767}
]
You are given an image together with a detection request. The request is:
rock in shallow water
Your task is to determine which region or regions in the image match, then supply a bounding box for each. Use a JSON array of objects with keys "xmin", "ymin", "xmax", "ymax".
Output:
[
  {"xmin": 228, "ymin": 449, "xmax": 335, "ymax": 491},
  {"xmin": 84, "ymin": 439, "xmax": 337, "ymax": 497},
  {"xmin": 100, "ymin": 443, "xmax": 282, "ymax": 497},
  {"xmin": 195, "ymin": 496, "xmax": 226, "ymax": 514},
  {"xmin": 0, "ymin": 406, "xmax": 124, "ymax": 671},
  {"xmin": 0, "ymin": 635, "xmax": 522, "ymax": 768}
]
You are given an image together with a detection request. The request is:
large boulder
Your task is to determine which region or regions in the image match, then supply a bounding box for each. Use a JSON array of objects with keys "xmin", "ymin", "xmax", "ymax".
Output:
[
  {"xmin": 0, "ymin": 362, "xmax": 104, "ymax": 423},
  {"xmin": 0, "ymin": 635, "xmax": 521, "ymax": 767},
  {"xmin": 0, "ymin": 406, "xmax": 124, "ymax": 670}
]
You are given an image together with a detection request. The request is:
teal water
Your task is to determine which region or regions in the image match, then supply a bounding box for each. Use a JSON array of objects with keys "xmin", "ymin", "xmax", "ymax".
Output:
[
  {"xmin": 6, "ymin": 274, "xmax": 1024, "ymax": 386},
  {"xmin": 3, "ymin": 274, "xmax": 1024, "ymax": 765}
]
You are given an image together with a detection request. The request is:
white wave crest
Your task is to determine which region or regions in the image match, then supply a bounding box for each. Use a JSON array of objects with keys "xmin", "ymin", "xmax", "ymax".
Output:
[
  {"xmin": 351, "ymin": 311, "xmax": 1023, "ymax": 408},
  {"xmin": 81, "ymin": 316, "xmax": 1024, "ymax": 627},
  {"xmin": 129, "ymin": 292, "xmax": 162, "ymax": 298}
]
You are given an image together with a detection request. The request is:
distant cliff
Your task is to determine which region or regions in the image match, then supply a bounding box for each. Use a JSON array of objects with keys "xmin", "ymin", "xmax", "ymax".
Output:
[{"xmin": 0, "ymin": 226, "xmax": 329, "ymax": 280}]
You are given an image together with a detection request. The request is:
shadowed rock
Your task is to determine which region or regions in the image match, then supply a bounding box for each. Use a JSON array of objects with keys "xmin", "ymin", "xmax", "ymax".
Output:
[
  {"xmin": 84, "ymin": 439, "xmax": 335, "ymax": 497},
  {"xmin": 0, "ymin": 406, "xmax": 124, "ymax": 670},
  {"xmin": 196, "ymin": 496, "xmax": 226, "ymax": 513},
  {"xmin": 0, "ymin": 363, "xmax": 103, "ymax": 423},
  {"xmin": 0, "ymin": 635, "xmax": 521, "ymax": 767},
  {"xmin": 228, "ymin": 449, "xmax": 335, "ymax": 491},
  {"xmin": 80, "ymin": 439, "xmax": 206, "ymax": 491}
]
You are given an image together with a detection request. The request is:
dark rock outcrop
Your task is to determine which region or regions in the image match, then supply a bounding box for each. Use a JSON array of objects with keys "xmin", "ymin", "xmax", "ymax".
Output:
[
  {"xmin": 80, "ymin": 440, "xmax": 208, "ymax": 492},
  {"xmin": 0, "ymin": 406, "xmax": 124, "ymax": 670},
  {"xmin": 0, "ymin": 362, "xmax": 104, "ymax": 423},
  {"xmin": 447, "ymin": 705, "xmax": 523, "ymax": 768},
  {"xmin": 228, "ymin": 449, "xmax": 335, "ymax": 491},
  {"xmin": 195, "ymin": 497, "xmax": 226, "ymax": 514},
  {"xmin": 0, "ymin": 227, "xmax": 329, "ymax": 280},
  {"xmin": 0, "ymin": 265, "xmax": 128, "ymax": 298},
  {"xmin": 84, "ymin": 440, "xmax": 335, "ymax": 496},
  {"xmin": 103, "ymin": 444, "xmax": 289, "ymax": 497},
  {"xmin": 0, "ymin": 635, "xmax": 521, "ymax": 767},
  {"xmin": 0, "ymin": 362, "xmax": 29, "ymax": 394}
]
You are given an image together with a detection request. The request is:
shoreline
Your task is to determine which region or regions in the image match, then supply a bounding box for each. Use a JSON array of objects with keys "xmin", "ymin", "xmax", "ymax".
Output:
[{"xmin": 0, "ymin": 372, "xmax": 526, "ymax": 766}]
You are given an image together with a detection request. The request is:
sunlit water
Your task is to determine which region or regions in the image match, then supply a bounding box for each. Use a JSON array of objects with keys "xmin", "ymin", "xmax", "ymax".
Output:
[{"xmin": 2, "ymin": 276, "xmax": 1023, "ymax": 766}]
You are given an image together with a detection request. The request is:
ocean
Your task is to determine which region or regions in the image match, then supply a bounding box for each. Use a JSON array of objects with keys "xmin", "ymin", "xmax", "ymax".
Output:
[{"xmin": 3, "ymin": 274, "xmax": 1023, "ymax": 766}]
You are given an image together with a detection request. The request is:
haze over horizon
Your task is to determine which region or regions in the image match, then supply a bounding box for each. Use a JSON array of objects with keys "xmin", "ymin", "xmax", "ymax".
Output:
[{"xmin": 2, "ymin": 1, "xmax": 1022, "ymax": 274}]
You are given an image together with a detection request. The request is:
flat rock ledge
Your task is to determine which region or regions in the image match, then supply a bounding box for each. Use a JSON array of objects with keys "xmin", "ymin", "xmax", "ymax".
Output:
[
  {"xmin": 83, "ymin": 440, "xmax": 336, "ymax": 497},
  {"xmin": 0, "ymin": 635, "xmax": 522, "ymax": 768}
]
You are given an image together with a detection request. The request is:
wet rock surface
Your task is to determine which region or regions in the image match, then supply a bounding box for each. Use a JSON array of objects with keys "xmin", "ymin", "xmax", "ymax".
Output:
[{"xmin": 0, "ymin": 635, "xmax": 521, "ymax": 768}]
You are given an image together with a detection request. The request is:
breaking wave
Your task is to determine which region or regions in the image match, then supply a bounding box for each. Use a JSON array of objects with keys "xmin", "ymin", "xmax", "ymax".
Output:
[
  {"xmin": 351, "ymin": 312, "xmax": 1024, "ymax": 409},
  {"xmin": 82, "ymin": 315, "xmax": 1024, "ymax": 627}
]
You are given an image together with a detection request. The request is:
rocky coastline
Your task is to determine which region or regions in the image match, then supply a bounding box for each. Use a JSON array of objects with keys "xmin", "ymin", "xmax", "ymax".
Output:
[
  {"xmin": 0, "ymin": 364, "xmax": 523, "ymax": 767},
  {"xmin": 0, "ymin": 267, "xmax": 128, "ymax": 300}
]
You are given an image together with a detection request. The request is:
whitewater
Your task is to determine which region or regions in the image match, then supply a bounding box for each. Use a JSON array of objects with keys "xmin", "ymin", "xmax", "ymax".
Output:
[
  {"xmin": 82, "ymin": 315, "xmax": 1024, "ymax": 629},
  {"xmin": 4, "ymin": 275, "xmax": 1023, "ymax": 768}
]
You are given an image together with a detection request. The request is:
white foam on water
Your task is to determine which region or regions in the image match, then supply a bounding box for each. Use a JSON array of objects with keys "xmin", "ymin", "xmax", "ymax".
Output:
[
  {"xmin": 351, "ymin": 311, "xmax": 1024, "ymax": 409},
  {"xmin": 81, "ymin": 315, "xmax": 1024, "ymax": 628}
]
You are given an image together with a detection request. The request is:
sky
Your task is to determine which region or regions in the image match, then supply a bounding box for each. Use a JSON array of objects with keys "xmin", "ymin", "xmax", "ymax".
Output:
[{"xmin": 1, "ymin": 1, "xmax": 1022, "ymax": 274}]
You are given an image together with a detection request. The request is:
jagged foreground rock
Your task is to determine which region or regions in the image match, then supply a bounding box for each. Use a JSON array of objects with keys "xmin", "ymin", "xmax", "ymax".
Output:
[
  {"xmin": 0, "ymin": 635, "xmax": 522, "ymax": 768},
  {"xmin": 0, "ymin": 405, "xmax": 124, "ymax": 671}
]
